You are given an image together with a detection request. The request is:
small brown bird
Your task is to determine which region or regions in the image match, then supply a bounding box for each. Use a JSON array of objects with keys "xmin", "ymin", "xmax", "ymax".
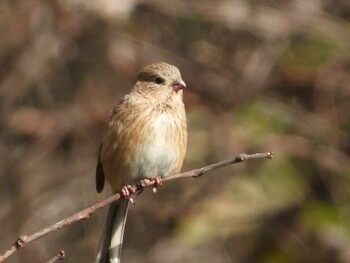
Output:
[{"xmin": 95, "ymin": 62, "xmax": 187, "ymax": 263}]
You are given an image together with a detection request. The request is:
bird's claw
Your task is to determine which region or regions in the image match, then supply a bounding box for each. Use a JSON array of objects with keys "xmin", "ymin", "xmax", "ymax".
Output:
[
  {"xmin": 152, "ymin": 176, "xmax": 163, "ymax": 193},
  {"xmin": 121, "ymin": 185, "xmax": 137, "ymax": 204}
]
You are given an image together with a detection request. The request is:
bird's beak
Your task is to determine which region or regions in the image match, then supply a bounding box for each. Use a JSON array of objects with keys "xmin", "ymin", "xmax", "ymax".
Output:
[{"xmin": 172, "ymin": 79, "xmax": 187, "ymax": 91}]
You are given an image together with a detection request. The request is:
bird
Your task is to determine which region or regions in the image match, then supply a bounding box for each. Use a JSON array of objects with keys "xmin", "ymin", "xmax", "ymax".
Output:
[{"xmin": 95, "ymin": 62, "xmax": 187, "ymax": 263}]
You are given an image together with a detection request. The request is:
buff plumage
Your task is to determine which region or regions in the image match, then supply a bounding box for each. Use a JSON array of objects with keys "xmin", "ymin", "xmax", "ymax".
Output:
[{"xmin": 95, "ymin": 62, "xmax": 187, "ymax": 263}]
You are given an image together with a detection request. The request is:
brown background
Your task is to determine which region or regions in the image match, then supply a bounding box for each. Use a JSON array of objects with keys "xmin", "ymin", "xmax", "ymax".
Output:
[{"xmin": 1, "ymin": 0, "xmax": 350, "ymax": 262}]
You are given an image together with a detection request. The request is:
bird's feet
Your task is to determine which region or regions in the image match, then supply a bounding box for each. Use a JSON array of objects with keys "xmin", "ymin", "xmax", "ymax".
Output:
[
  {"xmin": 121, "ymin": 185, "xmax": 137, "ymax": 204},
  {"xmin": 121, "ymin": 177, "xmax": 160, "ymax": 204},
  {"xmin": 140, "ymin": 176, "xmax": 163, "ymax": 193},
  {"xmin": 152, "ymin": 176, "xmax": 163, "ymax": 193}
]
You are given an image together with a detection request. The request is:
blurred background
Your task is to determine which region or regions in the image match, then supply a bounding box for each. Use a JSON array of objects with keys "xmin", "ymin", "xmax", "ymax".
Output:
[{"xmin": 1, "ymin": 0, "xmax": 350, "ymax": 262}]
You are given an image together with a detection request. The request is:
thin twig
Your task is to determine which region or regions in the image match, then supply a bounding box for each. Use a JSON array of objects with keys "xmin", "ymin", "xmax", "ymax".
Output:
[
  {"xmin": 164, "ymin": 152, "xmax": 273, "ymax": 182},
  {"xmin": 0, "ymin": 151, "xmax": 273, "ymax": 262},
  {"xmin": 46, "ymin": 250, "xmax": 65, "ymax": 263}
]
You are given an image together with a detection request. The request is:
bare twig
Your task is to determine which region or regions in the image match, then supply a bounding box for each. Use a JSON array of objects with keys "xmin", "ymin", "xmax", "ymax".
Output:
[
  {"xmin": 0, "ymin": 193, "xmax": 122, "ymax": 262},
  {"xmin": 46, "ymin": 250, "xmax": 65, "ymax": 263},
  {"xmin": 164, "ymin": 151, "xmax": 273, "ymax": 182},
  {"xmin": 0, "ymin": 151, "xmax": 273, "ymax": 262}
]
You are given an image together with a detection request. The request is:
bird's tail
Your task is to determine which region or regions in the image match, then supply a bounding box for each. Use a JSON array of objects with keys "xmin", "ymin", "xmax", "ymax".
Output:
[{"xmin": 96, "ymin": 200, "xmax": 129, "ymax": 263}]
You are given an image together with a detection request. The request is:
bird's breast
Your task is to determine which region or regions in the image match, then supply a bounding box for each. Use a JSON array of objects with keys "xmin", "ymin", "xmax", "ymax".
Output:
[{"xmin": 129, "ymin": 109, "xmax": 186, "ymax": 180}]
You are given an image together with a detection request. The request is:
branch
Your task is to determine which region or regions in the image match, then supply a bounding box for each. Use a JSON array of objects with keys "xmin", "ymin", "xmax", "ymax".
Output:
[
  {"xmin": 46, "ymin": 250, "xmax": 65, "ymax": 263},
  {"xmin": 0, "ymin": 151, "xmax": 273, "ymax": 262},
  {"xmin": 165, "ymin": 152, "xmax": 273, "ymax": 182}
]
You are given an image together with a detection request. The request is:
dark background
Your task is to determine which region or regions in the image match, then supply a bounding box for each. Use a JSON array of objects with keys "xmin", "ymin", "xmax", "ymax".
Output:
[{"xmin": 1, "ymin": 1, "xmax": 350, "ymax": 262}]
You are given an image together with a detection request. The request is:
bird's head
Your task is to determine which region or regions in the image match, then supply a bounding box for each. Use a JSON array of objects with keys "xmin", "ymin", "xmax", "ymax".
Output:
[{"xmin": 134, "ymin": 62, "xmax": 186, "ymax": 100}]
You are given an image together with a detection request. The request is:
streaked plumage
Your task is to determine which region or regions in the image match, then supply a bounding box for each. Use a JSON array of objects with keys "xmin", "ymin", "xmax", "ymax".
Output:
[{"xmin": 95, "ymin": 62, "xmax": 187, "ymax": 263}]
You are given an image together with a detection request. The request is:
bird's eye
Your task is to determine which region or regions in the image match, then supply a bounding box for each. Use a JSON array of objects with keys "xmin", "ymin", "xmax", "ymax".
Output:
[{"xmin": 154, "ymin": 77, "xmax": 165, "ymax": 84}]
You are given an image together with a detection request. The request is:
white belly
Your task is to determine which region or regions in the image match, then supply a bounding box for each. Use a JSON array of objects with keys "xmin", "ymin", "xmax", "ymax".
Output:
[{"xmin": 130, "ymin": 113, "xmax": 177, "ymax": 179}]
